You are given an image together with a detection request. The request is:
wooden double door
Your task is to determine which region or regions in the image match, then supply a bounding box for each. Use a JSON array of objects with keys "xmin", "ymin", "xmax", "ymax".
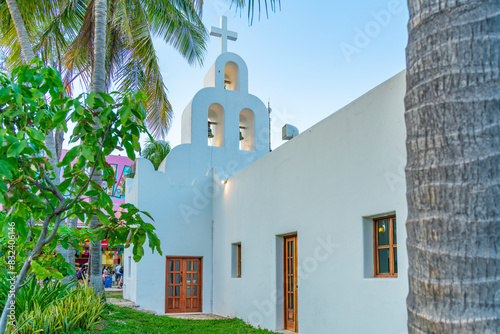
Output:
[
  {"xmin": 284, "ymin": 235, "xmax": 298, "ymax": 332},
  {"xmin": 165, "ymin": 257, "xmax": 202, "ymax": 313}
]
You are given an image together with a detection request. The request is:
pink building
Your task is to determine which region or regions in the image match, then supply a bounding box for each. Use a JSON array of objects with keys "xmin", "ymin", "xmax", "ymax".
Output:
[{"xmin": 60, "ymin": 151, "xmax": 134, "ymax": 266}]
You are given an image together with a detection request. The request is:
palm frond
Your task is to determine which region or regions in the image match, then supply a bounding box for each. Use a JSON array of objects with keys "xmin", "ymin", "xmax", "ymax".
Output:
[
  {"xmin": 143, "ymin": 0, "xmax": 207, "ymax": 66},
  {"xmin": 230, "ymin": 0, "xmax": 281, "ymax": 24},
  {"xmin": 141, "ymin": 139, "xmax": 171, "ymax": 170},
  {"xmin": 63, "ymin": 0, "xmax": 95, "ymax": 91}
]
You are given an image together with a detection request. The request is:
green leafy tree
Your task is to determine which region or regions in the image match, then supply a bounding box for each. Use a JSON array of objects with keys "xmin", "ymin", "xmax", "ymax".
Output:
[
  {"xmin": 141, "ymin": 139, "xmax": 171, "ymax": 170},
  {"xmin": 1, "ymin": 0, "xmax": 206, "ymax": 295},
  {"xmin": 0, "ymin": 61, "xmax": 162, "ymax": 333}
]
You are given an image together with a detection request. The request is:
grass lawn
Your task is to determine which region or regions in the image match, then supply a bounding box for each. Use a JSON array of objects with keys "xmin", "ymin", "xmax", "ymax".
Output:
[
  {"xmin": 105, "ymin": 294, "xmax": 124, "ymax": 299},
  {"xmin": 75, "ymin": 304, "xmax": 278, "ymax": 333}
]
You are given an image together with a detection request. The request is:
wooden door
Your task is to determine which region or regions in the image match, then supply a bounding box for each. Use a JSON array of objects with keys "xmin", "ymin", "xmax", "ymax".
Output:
[
  {"xmin": 165, "ymin": 257, "xmax": 202, "ymax": 313},
  {"xmin": 284, "ymin": 235, "xmax": 298, "ymax": 331}
]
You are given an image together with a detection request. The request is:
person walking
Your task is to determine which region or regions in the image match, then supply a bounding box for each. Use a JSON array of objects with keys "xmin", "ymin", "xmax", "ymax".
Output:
[{"xmin": 115, "ymin": 264, "xmax": 123, "ymax": 288}]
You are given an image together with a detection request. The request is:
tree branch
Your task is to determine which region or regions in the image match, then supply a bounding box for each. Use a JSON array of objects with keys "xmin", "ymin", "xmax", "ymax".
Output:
[
  {"xmin": 18, "ymin": 273, "xmax": 35, "ymax": 288},
  {"xmin": 63, "ymin": 124, "xmax": 113, "ymax": 211}
]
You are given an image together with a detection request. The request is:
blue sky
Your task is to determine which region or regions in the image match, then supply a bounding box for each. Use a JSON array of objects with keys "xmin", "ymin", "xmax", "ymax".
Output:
[{"xmin": 154, "ymin": 0, "xmax": 409, "ymax": 149}]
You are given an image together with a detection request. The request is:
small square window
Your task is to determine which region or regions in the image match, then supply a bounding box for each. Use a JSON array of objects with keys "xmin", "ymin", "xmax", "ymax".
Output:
[{"xmin": 374, "ymin": 216, "xmax": 397, "ymax": 277}]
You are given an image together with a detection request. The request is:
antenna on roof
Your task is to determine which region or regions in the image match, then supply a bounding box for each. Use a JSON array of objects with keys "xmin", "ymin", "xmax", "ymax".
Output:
[{"xmin": 268, "ymin": 100, "xmax": 272, "ymax": 152}]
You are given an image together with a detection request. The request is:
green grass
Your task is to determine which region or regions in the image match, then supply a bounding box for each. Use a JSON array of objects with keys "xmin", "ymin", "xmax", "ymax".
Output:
[
  {"xmin": 74, "ymin": 304, "xmax": 278, "ymax": 334},
  {"xmin": 105, "ymin": 294, "xmax": 124, "ymax": 299}
]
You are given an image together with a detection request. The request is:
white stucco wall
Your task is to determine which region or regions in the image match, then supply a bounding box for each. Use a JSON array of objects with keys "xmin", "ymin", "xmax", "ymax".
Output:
[
  {"xmin": 212, "ymin": 71, "xmax": 408, "ymax": 334},
  {"xmin": 124, "ymin": 51, "xmax": 270, "ymax": 314}
]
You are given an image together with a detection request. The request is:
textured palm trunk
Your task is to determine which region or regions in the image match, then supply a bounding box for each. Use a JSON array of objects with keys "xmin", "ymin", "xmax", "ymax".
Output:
[
  {"xmin": 405, "ymin": 1, "xmax": 500, "ymax": 333},
  {"xmin": 57, "ymin": 217, "xmax": 78, "ymax": 284},
  {"xmin": 5, "ymin": 0, "xmax": 35, "ymax": 63},
  {"xmin": 88, "ymin": 0, "xmax": 108, "ymax": 298}
]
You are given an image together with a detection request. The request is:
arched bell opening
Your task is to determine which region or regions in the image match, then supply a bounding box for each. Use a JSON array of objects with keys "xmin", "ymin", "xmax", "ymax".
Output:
[
  {"xmin": 239, "ymin": 108, "xmax": 255, "ymax": 151},
  {"xmin": 224, "ymin": 62, "xmax": 239, "ymax": 91},
  {"xmin": 208, "ymin": 103, "xmax": 224, "ymax": 147}
]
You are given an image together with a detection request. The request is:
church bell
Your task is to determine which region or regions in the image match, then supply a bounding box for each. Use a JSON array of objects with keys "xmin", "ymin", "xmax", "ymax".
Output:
[{"xmin": 208, "ymin": 122, "xmax": 214, "ymax": 138}]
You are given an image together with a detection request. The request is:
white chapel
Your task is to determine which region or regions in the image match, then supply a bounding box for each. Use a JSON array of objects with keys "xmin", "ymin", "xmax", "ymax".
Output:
[{"xmin": 124, "ymin": 16, "xmax": 409, "ymax": 334}]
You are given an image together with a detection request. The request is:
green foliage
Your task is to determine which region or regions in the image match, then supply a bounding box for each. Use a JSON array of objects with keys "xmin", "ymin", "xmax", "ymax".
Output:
[
  {"xmin": 0, "ymin": 270, "xmax": 73, "ymax": 318},
  {"xmin": 230, "ymin": 0, "xmax": 281, "ymax": 24},
  {"xmin": 0, "ymin": 60, "xmax": 161, "ymax": 285},
  {"xmin": 140, "ymin": 139, "xmax": 170, "ymax": 170},
  {"xmin": 0, "ymin": 0, "xmax": 208, "ymax": 139},
  {"xmin": 77, "ymin": 304, "xmax": 278, "ymax": 334},
  {"xmin": 0, "ymin": 274, "xmax": 105, "ymax": 334}
]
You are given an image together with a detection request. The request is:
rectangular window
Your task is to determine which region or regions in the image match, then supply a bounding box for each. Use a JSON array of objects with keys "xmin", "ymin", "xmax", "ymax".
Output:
[
  {"xmin": 237, "ymin": 244, "xmax": 242, "ymax": 278},
  {"xmin": 374, "ymin": 216, "xmax": 397, "ymax": 277},
  {"xmin": 231, "ymin": 243, "xmax": 241, "ymax": 278}
]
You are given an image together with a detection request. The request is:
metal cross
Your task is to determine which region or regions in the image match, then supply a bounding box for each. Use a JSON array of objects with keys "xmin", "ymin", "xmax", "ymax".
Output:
[{"xmin": 210, "ymin": 16, "xmax": 238, "ymax": 54}]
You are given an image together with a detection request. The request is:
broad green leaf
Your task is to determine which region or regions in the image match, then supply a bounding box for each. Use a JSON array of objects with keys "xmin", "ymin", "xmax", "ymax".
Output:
[
  {"xmin": 7, "ymin": 140, "xmax": 27, "ymax": 157},
  {"xmin": 52, "ymin": 108, "xmax": 67, "ymax": 124},
  {"xmin": 133, "ymin": 243, "xmax": 144, "ymax": 262},
  {"xmin": 26, "ymin": 192, "xmax": 46, "ymax": 208},
  {"xmin": 85, "ymin": 93, "xmax": 95, "ymax": 108},
  {"xmin": 59, "ymin": 146, "xmax": 80, "ymax": 166},
  {"xmin": 51, "ymin": 97, "xmax": 69, "ymax": 106},
  {"xmin": 81, "ymin": 145, "xmax": 94, "ymax": 162},
  {"xmin": 120, "ymin": 106, "xmax": 132, "ymax": 125},
  {"xmin": 0, "ymin": 160, "xmax": 14, "ymax": 179},
  {"xmin": 96, "ymin": 210, "xmax": 110, "ymax": 226},
  {"xmin": 98, "ymin": 92, "xmax": 115, "ymax": 105},
  {"xmin": 123, "ymin": 141, "xmax": 135, "ymax": 160},
  {"xmin": 26, "ymin": 128, "xmax": 45, "ymax": 141}
]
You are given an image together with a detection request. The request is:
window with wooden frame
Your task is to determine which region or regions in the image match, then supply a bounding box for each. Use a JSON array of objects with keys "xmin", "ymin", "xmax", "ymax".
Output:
[
  {"xmin": 237, "ymin": 244, "xmax": 241, "ymax": 278},
  {"xmin": 231, "ymin": 243, "xmax": 241, "ymax": 278},
  {"xmin": 374, "ymin": 216, "xmax": 397, "ymax": 277}
]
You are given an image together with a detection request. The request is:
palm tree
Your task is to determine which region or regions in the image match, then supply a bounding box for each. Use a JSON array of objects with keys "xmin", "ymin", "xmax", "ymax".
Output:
[
  {"xmin": 87, "ymin": 0, "xmax": 108, "ymax": 298},
  {"xmin": 404, "ymin": 1, "xmax": 500, "ymax": 332},
  {"xmin": 81, "ymin": 0, "xmax": 205, "ymax": 297},
  {"xmin": 1, "ymin": 0, "xmax": 207, "ymax": 138},
  {"xmin": 141, "ymin": 139, "xmax": 171, "ymax": 170},
  {"xmin": 64, "ymin": 0, "xmax": 207, "ymax": 139},
  {"xmin": 3, "ymin": 0, "xmax": 35, "ymax": 63}
]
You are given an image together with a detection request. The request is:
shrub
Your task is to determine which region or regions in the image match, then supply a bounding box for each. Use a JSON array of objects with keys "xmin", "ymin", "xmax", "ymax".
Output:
[{"xmin": 0, "ymin": 272, "xmax": 104, "ymax": 333}]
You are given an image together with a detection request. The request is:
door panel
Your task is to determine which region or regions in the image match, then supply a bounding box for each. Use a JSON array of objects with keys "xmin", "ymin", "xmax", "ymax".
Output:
[
  {"xmin": 165, "ymin": 257, "xmax": 202, "ymax": 313},
  {"xmin": 284, "ymin": 235, "xmax": 298, "ymax": 332}
]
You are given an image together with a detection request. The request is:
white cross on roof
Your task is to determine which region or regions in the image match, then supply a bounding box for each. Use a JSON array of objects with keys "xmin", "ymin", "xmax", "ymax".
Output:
[{"xmin": 210, "ymin": 16, "xmax": 237, "ymax": 54}]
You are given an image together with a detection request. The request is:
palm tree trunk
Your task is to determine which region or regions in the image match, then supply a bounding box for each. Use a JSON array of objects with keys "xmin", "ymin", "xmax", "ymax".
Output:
[
  {"xmin": 57, "ymin": 217, "xmax": 78, "ymax": 284},
  {"xmin": 5, "ymin": 0, "xmax": 35, "ymax": 64},
  {"xmin": 91, "ymin": 0, "xmax": 107, "ymax": 94},
  {"xmin": 88, "ymin": 0, "xmax": 108, "ymax": 298},
  {"xmin": 405, "ymin": 1, "xmax": 500, "ymax": 332}
]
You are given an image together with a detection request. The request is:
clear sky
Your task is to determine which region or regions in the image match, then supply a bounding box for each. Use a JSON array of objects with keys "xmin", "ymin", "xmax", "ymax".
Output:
[
  {"xmin": 154, "ymin": 0, "xmax": 409, "ymax": 150},
  {"xmin": 64, "ymin": 0, "xmax": 409, "ymax": 151}
]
